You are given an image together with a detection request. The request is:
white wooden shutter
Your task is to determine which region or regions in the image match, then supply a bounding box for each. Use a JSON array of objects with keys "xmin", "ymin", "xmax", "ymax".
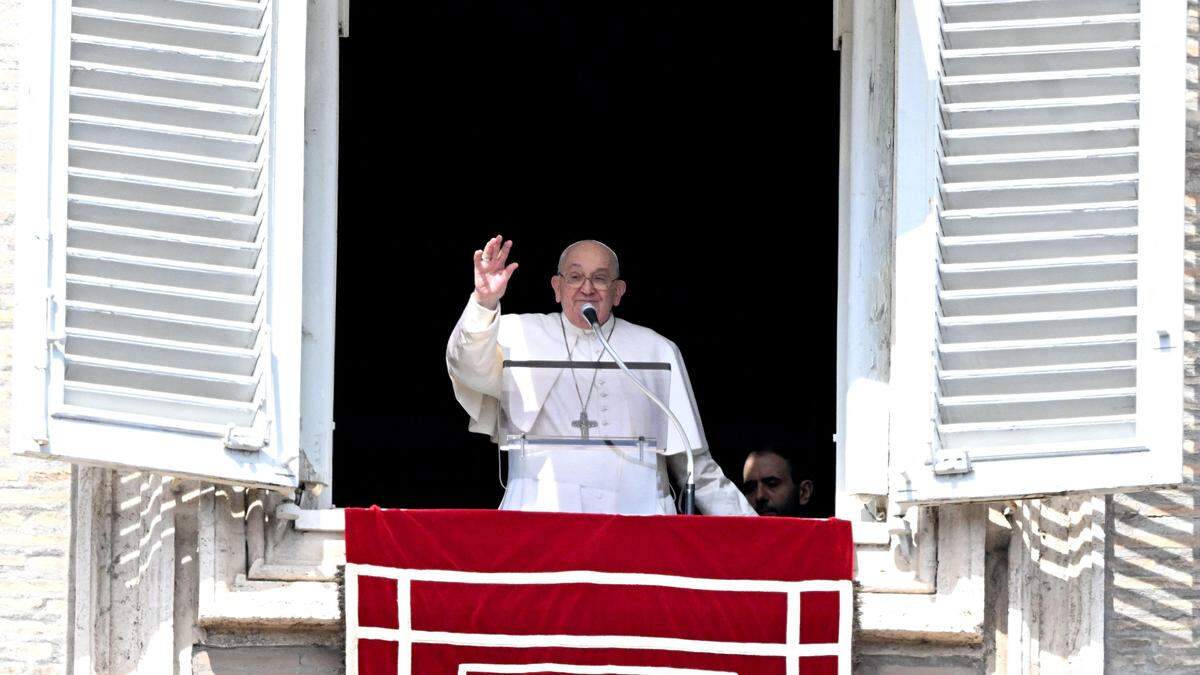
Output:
[
  {"xmin": 891, "ymin": 0, "xmax": 1185, "ymax": 503},
  {"xmin": 14, "ymin": 0, "xmax": 306, "ymax": 489}
]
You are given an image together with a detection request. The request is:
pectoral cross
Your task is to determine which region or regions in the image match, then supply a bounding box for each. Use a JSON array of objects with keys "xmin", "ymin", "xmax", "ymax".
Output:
[{"xmin": 572, "ymin": 410, "xmax": 599, "ymax": 440}]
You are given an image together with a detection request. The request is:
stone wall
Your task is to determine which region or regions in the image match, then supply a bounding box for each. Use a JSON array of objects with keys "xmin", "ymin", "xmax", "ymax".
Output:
[
  {"xmin": 1104, "ymin": 1, "xmax": 1200, "ymax": 672},
  {"xmin": 193, "ymin": 646, "xmax": 343, "ymax": 675},
  {"xmin": 0, "ymin": 0, "xmax": 73, "ymax": 672}
]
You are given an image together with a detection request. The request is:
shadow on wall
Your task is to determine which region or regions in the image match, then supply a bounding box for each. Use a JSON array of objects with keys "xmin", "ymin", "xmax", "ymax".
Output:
[
  {"xmin": 1102, "ymin": 5, "xmax": 1200, "ymax": 670},
  {"xmin": 1003, "ymin": 496, "xmax": 1106, "ymax": 672},
  {"xmin": 1106, "ymin": 486, "xmax": 1200, "ymax": 671},
  {"xmin": 75, "ymin": 469, "xmax": 196, "ymax": 671}
]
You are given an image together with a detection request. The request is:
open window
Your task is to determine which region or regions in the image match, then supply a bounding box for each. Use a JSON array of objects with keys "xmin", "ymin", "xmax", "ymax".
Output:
[
  {"xmin": 891, "ymin": 0, "xmax": 1186, "ymax": 504},
  {"xmin": 14, "ymin": 0, "xmax": 321, "ymax": 490},
  {"xmin": 331, "ymin": 1, "xmax": 841, "ymax": 513}
]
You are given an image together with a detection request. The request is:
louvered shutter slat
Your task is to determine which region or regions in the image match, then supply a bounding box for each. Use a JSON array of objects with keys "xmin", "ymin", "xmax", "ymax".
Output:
[
  {"xmin": 939, "ymin": 335, "xmax": 1137, "ymax": 369},
  {"xmin": 944, "ymin": 98, "xmax": 1141, "ymax": 128},
  {"xmin": 69, "ymin": 142, "xmax": 261, "ymax": 186},
  {"xmin": 68, "ymin": 169, "xmax": 263, "ymax": 212},
  {"xmin": 939, "ymin": 361, "xmax": 1137, "ymax": 395},
  {"xmin": 939, "ymin": 202, "xmax": 1138, "ymax": 235},
  {"xmin": 939, "ymin": 307, "xmax": 1137, "ymax": 342},
  {"xmin": 941, "ymin": 175, "xmax": 1138, "ymax": 209},
  {"xmin": 943, "ymin": 121, "xmax": 1139, "ymax": 154},
  {"xmin": 939, "ymin": 388, "xmax": 1135, "ymax": 422},
  {"xmin": 939, "ymin": 414, "xmax": 1136, "ymax": 442},
  {"xmin": 70, "ymin": 62, "xmax": 266, "ymax": 107},
  {"xmin": 72, "ymin": 0, "xmax": 268, "ymax": 28},
  {"xmin": 66, "ymin": 302, "xmax": 259, "ymax": 349},
  {"xmin": 944, "ymin": 42, "xmax": 1140, "ymax": 76},
  {"xmin": 65, "ymin": 328, "xmax": 258, "ymax": 374},
  {"xmin": 69, "ymin": 196, "xmax": 261, "ymax": 240},
  {"xmin": 65, "ymin": 354, "xmax": 259, "ymax": 399},
  {"xmin": 942, "ymin": 0, "xmax": 1141, "ymax": 24},
  {"xmin": 942, "ymin": 16, "xmax": 1142, "ymax": 49},
  {"xmin": 66, "ymin": 249, "xmax": 261, "ymax": 294},
  {"xmin": 70, "ymin": 35, "xmax": 267, "ymax": 80},
  {"xmin": 68, "ymin": 221, "xmax": 262, "ymax": 266},
  {"xmin": 72, "ymin": 9, "xmax": 267, "ymax": 54},
  {"xmin": 942, "ymin": 149, "xmax": 1139, "ymax": 182},
  {"xmin": 67, "ymin": 276, "xmax": 261, "ymax": 322},
  {"xmin": 63, "ymin": 383, "xmax": 259, "ymax": 426},
  {"xmin": 941, "ymin": 256, "xmax": 1137, "ymax": 289},
  {"xmin": 942, "ymin": 283, "xmax": 1137, "ymax": 317},
  {"xmin": 940, "ymin": 228, "xmax": 1137, "ymax": 261},
  {"xmin": 943, "ymin": 68, "xmax": 1140, "ymax": 102},
  {"xmin": 71, "ymin": 90, "xmax": 264, "ymax": 135},
  {"xmin": 69, "ymin": 117, "xmax": 264, "ymax": 161}
]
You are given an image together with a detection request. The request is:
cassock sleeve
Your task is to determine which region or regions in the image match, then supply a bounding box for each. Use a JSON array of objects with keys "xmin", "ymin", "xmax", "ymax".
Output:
[
  {"xmin": 446, "ymin": 298, "xmax": 504, "ymax": 441},
  {"xmin": 664, "ymin": 340, "xmax": 757, "ymax": 516}
]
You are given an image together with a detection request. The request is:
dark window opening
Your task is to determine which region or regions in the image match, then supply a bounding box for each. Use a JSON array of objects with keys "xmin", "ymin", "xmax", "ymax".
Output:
[{"xmin": 334, "ymin": 2, "xmax": 839, "ymax": 516}]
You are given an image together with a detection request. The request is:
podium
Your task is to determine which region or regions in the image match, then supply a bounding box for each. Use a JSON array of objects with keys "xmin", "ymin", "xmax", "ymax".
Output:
[
  {"xmin": 345, "ymin": 509, "xmax": 854, "ymax": 675},
  {"xmin": 499, "ymin": 359, "xmax": 673, "ymax": 452},
  {"xmin": 496, "ymin": 360, "xmax": 687, "ymax": 513}
]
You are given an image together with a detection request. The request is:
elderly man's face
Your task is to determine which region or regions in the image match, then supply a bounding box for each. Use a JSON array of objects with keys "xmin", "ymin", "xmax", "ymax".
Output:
[
  {"xmin": 551, "ymin": 242, "xmax": 627, "ymax": 329},
  {"xmin": 742, "ymin": 452, "xmax": 812, "ymax": 516}
]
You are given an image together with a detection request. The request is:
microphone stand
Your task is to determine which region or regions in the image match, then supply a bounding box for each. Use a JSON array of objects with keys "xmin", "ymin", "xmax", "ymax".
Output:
[{"xmin": 583, "ymin": 306, "xmax": 696, "ymax": 515}]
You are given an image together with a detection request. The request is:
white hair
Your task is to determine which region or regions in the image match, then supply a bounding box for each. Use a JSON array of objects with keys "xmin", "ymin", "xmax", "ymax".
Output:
[{"xmin": 557, "ymin": 240, "xmax": 620, "ymax": 278}]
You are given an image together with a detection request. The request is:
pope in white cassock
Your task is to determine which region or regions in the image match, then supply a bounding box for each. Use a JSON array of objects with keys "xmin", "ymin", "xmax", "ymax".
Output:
[{"xmin": 447, "ymin": 235, "xmax": 755, "ymax": 516}]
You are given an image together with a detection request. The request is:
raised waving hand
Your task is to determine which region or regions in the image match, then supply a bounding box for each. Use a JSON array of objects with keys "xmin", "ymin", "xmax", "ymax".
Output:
[{"xmin": 472, "ymin": 235, "xmax": 518, "ymax": 310}]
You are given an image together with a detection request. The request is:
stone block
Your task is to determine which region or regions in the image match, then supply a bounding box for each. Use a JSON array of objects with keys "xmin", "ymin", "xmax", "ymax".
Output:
[
  {"xmin": 23, "ymin": 468, "xmax": 69, "ymax": 485},
  {"xmin": 194, "ymin": 646, "xmax": 344, "ymax": 674},
  {"xmin": 0, "ymin": 487, "xmax": 72, "ymax": 507},
  {"xmin": 0, "ymin": 640, "xmax": 53, "ymax": 663},
  {"xmin": 0, "ymin": 597, "xmax": 45, "ymax": 616},
  {"xmin": 1152, "ymin": 649, "xmax": 1200, "ymax": 668},
  {"xmin": 1108, "ymin": 554, "xmax": 1195, "ymax": 586},
  {"xmin": 1110, "ymin": 615, "xmax": 1194, "ymax": 637},
  {"xmin": 1112, "ymin": 519, "xmax": 1196, "ymax": 549},
  {"xmin": 0, "ymin": 619, "xmax": 62, "ymax": 641}
]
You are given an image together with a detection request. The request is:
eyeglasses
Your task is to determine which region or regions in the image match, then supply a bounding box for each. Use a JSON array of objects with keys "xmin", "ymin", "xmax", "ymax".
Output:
[{"xmin": 558, "ymin": 272, "xmax": 617, "ymax": 290}]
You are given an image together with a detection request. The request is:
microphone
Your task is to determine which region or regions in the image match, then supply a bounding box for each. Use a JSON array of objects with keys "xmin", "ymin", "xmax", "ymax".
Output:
[
  {"xmin": 582, "ymin": 302, "xmax": 697, "ymax": 515},
  {"xmin": 581, "ymin": 303, "xmax": 599, "ymax": 326}
]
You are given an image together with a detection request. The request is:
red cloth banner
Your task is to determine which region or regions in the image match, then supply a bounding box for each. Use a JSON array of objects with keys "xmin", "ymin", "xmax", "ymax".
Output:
[{"xmin": 346, "ymin": 509, "xmax": 853, "ymax": 675}]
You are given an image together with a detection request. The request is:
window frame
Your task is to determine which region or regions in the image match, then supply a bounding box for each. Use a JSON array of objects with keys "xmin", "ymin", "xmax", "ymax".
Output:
[{"xmin": 835, "ymin": 0, "xmax": 943, "ymax": 600}]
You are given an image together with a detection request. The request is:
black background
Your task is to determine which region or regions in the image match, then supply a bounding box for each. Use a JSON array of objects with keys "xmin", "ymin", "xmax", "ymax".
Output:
[{"xmin": 334, "ymin": 2, "xmax": 840, "ymax": 516}]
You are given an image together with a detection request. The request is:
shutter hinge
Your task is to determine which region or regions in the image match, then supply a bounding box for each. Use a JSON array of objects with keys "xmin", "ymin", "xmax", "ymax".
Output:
[{"xmin": 932, "ymin": 448, "xmax": 972, "ymax": 476}]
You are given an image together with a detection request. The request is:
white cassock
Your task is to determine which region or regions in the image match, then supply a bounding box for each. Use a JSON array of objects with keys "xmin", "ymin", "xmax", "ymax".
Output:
[{"xmin": 447, "ymin": 299, "xmax": 755, "ymax": 516}]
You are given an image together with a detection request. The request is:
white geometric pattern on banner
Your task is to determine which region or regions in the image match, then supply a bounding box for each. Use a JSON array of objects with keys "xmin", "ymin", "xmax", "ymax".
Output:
[{"xmin": 344, "ymin": 564, "xmax": 854, "ymax": 675}]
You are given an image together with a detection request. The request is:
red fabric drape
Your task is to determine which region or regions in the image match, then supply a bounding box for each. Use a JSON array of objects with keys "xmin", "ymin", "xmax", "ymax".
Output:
[{"xmin": 347, "ymin": 509, "xmax": 852, "ymax": 675}]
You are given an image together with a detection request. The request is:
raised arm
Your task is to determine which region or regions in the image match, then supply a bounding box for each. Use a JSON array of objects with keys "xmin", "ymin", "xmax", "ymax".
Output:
[{"xmin": 448, "ymin": 236, "xmax": 518, "ymax": 399}]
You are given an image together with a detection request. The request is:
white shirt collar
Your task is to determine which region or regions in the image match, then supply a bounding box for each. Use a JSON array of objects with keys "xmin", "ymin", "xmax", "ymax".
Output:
[{"xmin": 561, "ymin": 311, "xmax": 615, "ymax": 338}]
